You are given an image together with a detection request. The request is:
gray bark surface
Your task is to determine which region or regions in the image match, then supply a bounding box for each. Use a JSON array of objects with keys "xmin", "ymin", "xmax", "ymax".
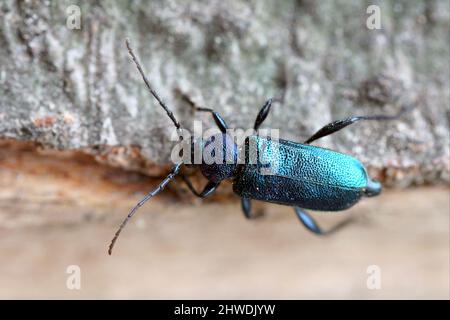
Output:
[{"xmin": 0, "ymin": 0, "xmax": 449, "ymax": 186}]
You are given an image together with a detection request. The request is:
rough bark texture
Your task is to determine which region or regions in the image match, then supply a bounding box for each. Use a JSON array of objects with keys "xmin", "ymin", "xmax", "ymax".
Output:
[{"xmin": 0, "ymin": 0, "xmax": 449, "ymax": 186}]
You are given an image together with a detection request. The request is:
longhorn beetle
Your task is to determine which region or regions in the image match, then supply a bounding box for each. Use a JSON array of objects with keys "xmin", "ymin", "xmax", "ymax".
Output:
[{"xmin": 108, "ymin": 39, "xmax": 410, "ymax": 255}]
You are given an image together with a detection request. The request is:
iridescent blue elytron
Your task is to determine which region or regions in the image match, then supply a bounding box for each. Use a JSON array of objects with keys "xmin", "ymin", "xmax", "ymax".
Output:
[
  {"xmin": 233, "ymin": 136, "xmax": 381, "ymax": 211},
  {"xmin": 108, "ymin": 40, "xmax": 406, "ymax": 254}
]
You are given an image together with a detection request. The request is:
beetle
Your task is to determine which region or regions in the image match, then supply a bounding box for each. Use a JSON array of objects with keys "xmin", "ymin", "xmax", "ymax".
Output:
[{"xmin": 108, "ymin": 39, "xmax": 409, "ymax": 254}]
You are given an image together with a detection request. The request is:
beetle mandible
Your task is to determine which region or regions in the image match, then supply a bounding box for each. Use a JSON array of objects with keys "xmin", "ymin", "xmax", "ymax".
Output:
[{"xmin": 108, "ymin": 39, "xmax": 409, "ymax": 255}]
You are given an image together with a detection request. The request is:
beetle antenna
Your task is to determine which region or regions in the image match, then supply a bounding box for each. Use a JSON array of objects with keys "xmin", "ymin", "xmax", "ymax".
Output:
[
  {"xmin": 108, "ymin": 164, "xmax": 182, "ymax": 255},
  {"xmin": 125, "ymin": 38, "xmax": 182, "ymax": 132}
]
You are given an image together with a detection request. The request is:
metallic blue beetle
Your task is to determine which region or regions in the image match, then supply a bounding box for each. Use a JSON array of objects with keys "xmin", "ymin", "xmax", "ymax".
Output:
[{"xmin": 108, "ymin": 40, "xmax": 407, "ymax": 254}]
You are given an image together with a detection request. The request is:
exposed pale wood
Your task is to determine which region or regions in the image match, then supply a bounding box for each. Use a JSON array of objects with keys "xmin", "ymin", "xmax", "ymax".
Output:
[{"xmin": 0, "ymin": 141, "xmax": 448, "ymax": 299}]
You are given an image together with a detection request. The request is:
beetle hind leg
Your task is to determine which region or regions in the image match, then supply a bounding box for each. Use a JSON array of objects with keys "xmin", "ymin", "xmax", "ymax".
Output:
[
  {"xmin": 304, "ymin": 104, "xmax": 412, "ymax": 144},
  {"xmin": 294, "ymin": 207, "xmax": 354, "ymax": 236}
]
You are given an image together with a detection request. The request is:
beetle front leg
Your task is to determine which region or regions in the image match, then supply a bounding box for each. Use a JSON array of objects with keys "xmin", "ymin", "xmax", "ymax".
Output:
[
  {"xmin": 181, "ymin": 175, "xmax": 219, "ymax": 198},
  {"xmin": 193, "ymin": 107, "xmax": 229, "ymax": 134},
  {"xmin": 294, "ymin": 207, "xmax": 354, "ymax": 235},
  {"xmin": 179, "ymin": 91, "xmax": 229, "ymax": 133}
]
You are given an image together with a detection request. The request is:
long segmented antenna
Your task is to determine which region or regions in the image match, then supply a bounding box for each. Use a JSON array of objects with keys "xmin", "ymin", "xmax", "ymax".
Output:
[
  {"xmin": 108, "ymin": 40, "xmax": 186, "ymax": 255},
  {"xmin": 125, "ymin": 38, "xmax": 182, "ymax": 132},
  {"xmin": 108, "ymin": 164, "xmax": 182, "ymax": 255}
]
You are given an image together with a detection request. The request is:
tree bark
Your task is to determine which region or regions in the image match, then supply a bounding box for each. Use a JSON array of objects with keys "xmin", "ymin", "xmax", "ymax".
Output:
[{"xmin": 0, "ymin": 0, "xmax": 448, "ymax": 186}]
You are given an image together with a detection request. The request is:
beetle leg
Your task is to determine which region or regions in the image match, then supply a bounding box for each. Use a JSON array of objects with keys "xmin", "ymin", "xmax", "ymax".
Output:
[
  {"xmin": 179, "ymin": 91, "xmax": 228, "ymax": 133},
  {"xmin": 181, "ymin": 175, "xmax": 219, "ymax": 198},
  {"xmin": 253, "ymin": 98, "xmax": 285, "ymax": 131},
  {"xmin": 294, "ymin": 207, "xmax": 355, "ymax": 235},
  {"xmin": 241, "ymin": 197, "xmax": 252, "ymax": 219},
  {"xmin": 304, "ymin": 104, "xmax": 412, "ymax": 144},
  {"xmin": 197, "ymin": 108, "xmax": 228, "ymax": 134},
  {"xmin": 294, "ymin": 207, "xmax": 323, "ymax": 234},
  {"xmin": 241, "ymin": 197, "xmax": 264, "ymax": 219},
  {"xmin": 254, "ymin": 98, "xmax": 274, "ymax": 130}
]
